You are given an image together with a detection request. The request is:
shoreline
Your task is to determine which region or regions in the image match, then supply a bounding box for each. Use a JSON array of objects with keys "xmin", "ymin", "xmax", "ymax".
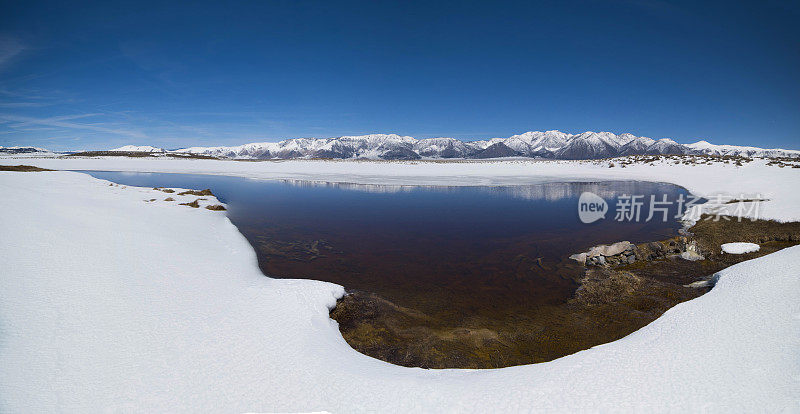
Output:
[
  {"xmin": 0, "ymin": 155, "xmax": 796, "ymax": 217},
  {"xmin": 330, "ymin": 216, "xmax": 799, "ymax": 368}
]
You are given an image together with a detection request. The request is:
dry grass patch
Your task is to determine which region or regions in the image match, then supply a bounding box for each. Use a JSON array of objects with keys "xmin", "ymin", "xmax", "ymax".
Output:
[
  {"xmin": 178, "ymin": 189, "xmax": 214, "ymax": 196},
  {"xmin": 179, "ymin": 199, "xmax": 200, "ymax": 208},
  {"xmin": 0, "ymin": 165, "xmax": 54, "ymax": 172}
]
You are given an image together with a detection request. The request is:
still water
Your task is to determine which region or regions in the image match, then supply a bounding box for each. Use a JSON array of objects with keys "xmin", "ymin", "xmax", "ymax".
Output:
[{"xmin": 81, "ymin": 171, "xmax": 690, "ymax": 319}]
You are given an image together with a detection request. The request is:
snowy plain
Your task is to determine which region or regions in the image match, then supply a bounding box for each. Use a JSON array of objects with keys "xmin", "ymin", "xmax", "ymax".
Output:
[{"xmin": 1, "ymin": 158, "xmax": 799, "ymax": 412}]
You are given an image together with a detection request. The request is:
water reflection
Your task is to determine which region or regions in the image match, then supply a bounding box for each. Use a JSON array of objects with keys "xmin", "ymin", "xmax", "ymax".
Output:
[{"xmin": 275, "ymin": 178, "xmax": 677, "ymax": 202}]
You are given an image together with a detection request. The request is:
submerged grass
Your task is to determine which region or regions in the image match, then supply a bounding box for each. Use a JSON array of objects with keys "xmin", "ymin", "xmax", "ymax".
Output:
[{"xmin": 330, "ymin": 216, "xmax": 800, "ymax": 368}]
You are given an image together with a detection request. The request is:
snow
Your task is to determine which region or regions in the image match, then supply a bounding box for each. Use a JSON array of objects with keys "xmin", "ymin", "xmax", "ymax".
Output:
[
  {"xmin": 175, "ymin": 134, "xmax": 422, "ymax": 159},
  {"xmin": 2, "ymin": 156, "xmax": 799, "ymax": 222},
  {"xmin": 0, "ymin": 146, "xmax": 55, "ymax": 156},
  {"xmin": 110, "ymin": 145, "xmax": 165, "ymax": 152},
  {"xmin": 0, "ymin": 151, "xmax": 61, "ymax": 158},
  {"xmin": 624, "ymin": 136, "xmax": 656, "ymax": 149},
  {"xmin": 687, "ymin": 140, "xmax": 720, "ymax": 149},
  {"xmin": 721, "ymin": 242, "xmax": 761, "ymax": 254},
  {"xmin": 7, "ymin": 132, "xmax": 800, "ymax": 160},
  {"xmin": 1, "ymin": 170, "xmax": 798, "ymax": 412},
  {"xmin": 686, "ymin": 140, "xmax": 800, "ymax": 158},
  {"xmin": 0, "ymin": 145, "xmax": 49, "ymax": 151}
]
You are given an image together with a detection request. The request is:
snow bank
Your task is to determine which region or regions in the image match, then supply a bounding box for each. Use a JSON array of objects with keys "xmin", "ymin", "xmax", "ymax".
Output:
[
  {"xmin": 1, "ymin": 156, "xmax": 798, "ymax": 222},
  {"xmin": 1, "ymin": 171, "xmax": 798, "ymax": 412},
  {"xmin": 721, "ymin": 242, "xmax": 761, "ymax": 254}
]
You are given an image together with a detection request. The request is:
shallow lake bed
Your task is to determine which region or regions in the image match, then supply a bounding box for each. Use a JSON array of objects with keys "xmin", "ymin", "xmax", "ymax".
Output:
[{"xmin": 82, "ymin": 171, "xmax": 724, "ymax": 367}]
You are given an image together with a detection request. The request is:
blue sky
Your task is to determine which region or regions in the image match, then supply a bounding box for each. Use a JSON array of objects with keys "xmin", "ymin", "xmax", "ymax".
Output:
[{"xmin": 0, "ymin": 0, "xmax": 798, "ymax": 151}]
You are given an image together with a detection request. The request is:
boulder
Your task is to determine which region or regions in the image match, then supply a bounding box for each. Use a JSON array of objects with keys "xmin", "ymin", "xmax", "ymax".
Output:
[
  {"xmin": 680, "ymin": 241, "xmax": 705, "ymax": 261},
  {"xmin": 569, "ymin": 252, "xmax": 587, "ymax": 266}
]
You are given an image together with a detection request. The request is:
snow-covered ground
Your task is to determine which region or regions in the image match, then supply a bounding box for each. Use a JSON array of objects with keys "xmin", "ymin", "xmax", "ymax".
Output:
[
  {"xmin": 1, "ymin": 155, "xmax": 798, "ymax": 222},
  {"xmin": 1, "ymin": 160, "xmax": 799, "ymax": 412}
]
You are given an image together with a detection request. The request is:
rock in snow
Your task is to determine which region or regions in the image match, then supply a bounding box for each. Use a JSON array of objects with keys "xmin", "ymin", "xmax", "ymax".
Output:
[
  {"xmin": 721, "ymin": 242, "xmax": 761, "ymax": 254},
  {"xmin": 0, "ymin": 164, "xmax": 798, "ymax": 412}
]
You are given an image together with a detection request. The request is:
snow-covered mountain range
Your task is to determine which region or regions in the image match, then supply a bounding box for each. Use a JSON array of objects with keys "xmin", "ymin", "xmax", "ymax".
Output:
[
  {"xmin": 684, "ymin": 141, "xmax": 800, "ymax": 158},
  {"xmin": 0, "ymin": 146, "xmax": 50, "ymax": 154},
  {"xmin": 125, "ymin": 130, "xmax": 800, "ymax": 160}
]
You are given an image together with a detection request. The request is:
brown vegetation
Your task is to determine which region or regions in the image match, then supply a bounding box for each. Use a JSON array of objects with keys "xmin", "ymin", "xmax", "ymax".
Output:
[
  {"xmin": 0, "ymin": 165, "xmax": 54, "ymax": 172},
  {"xmin": 178, "ymin": 188, "xmax": 214, "ymax": 196},
  {"xmin": 330, "ymin": 215, "xmax": 800, "ymax": 368},
  {"xmin": 179, "ymin": 199, "xmax": 201, "ymax": 208}
]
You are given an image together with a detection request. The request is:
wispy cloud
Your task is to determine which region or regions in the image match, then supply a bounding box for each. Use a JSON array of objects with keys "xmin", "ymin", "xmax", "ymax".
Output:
[
  {"xmin": 0, "ymin": 36, "xmax": 26, "ymax": 72},
  {"xmin": 0, "ymin": 86, "xmax": 45, "ymax": 99},
  {"xmin": 0, "ymin": 86, "xmax": 76, "ymax": 109},
  {"xmin": 0, "ymin": 102, "xmax": 53, "ymax": 108},
  {"xmin": 5, "ymin": 113, "xmax": 101, "ymax": 126},
  {"xmin": 0, "ymin": 113, "xmax": 147, "ymax": 138}
]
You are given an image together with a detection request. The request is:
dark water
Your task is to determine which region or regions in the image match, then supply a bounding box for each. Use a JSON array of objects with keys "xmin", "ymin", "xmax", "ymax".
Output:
[{"xmin": 81, "ymin": 171, "xmax": 690, "ymax": 319}]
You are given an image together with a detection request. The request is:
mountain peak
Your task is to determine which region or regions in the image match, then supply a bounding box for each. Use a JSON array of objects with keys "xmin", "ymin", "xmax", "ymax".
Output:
[{"xmin": 687, "ymin": 140, "xmax": 713, "ymax": 148}]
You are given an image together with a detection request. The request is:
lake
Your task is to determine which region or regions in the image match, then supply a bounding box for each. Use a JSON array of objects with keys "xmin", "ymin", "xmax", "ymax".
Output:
[{"xmin": 81, "ymin": 171, "xmax": 692, "ymax": 366}]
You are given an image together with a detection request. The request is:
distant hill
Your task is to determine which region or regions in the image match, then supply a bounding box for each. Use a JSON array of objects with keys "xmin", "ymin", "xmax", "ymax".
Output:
[{"xmin": 0, "ymin": 146, "xmax": 50, "ymax": 154}]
